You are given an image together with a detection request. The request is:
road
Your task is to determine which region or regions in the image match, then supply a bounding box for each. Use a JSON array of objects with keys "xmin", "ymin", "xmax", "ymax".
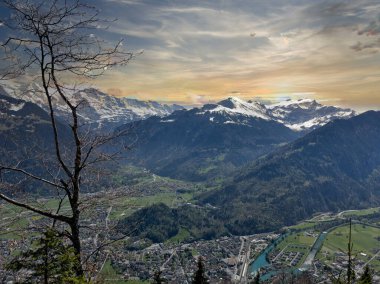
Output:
[
  {"xmin": 160, "ymin": 249, "xmax": 177, "ymax": 270},
  {"xmin": 105, "ymin": 206, "xmax": 113, "ymax": 231},
  {"xmin": 360, "ymin": 249, "xmax": 380, "ymax": 271}
]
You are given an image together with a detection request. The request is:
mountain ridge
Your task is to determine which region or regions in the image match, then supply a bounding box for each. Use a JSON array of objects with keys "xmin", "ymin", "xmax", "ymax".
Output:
[
  {"xmin": 120, "ymin": 105, "xmax": 300, "ymax": 181},
  {"xmin": 199, "ymin": 96, "xmax": 355, "ymax": 131},
  {"xmin": 0, "ymin": 84, "xmax": 184, "ymax": 129}
]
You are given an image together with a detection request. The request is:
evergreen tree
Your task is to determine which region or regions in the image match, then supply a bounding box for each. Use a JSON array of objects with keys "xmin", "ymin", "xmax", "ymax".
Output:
[
  {"xmin": 152, "ymin": 270, "xmax": 165, "ymax": 284},
  {"xmin": 6, "ymin": 229, "xmax": 85, "ymax": 284},
  {"xmin": 253, "ymin": 271, "xmax": 260, "ymax": 284},
  {"xmin": 347, "ymin": 219, "xmax": 354, "ymax": 284},
  {"xmin": 192, "ymin": 256, "xmax": 208, "ymax": 284},
  {"xmin": 358, "ymin": 266, "xmax": 373, "ymax": 284}
]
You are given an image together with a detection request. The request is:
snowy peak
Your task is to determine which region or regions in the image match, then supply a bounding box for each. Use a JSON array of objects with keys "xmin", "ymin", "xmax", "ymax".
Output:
[
  {"xmin": 0, "ymin": 84, "xmax": 184, "ymax": 129},
  {"xmin": 199, "ymin": 97, "xmax": 271, "ymax": 121},
  {"xmin": 197, "ymin": 96, "xmax": 355, "ymax": 131},
  {"xmin": 268, "ymin": 98, "xmax": 320, "ymax": 110},
  {"xmin": 268, "ymin": 98, "xmax": 355, "ymax": 131},
  {"xmin": 74, "ymin": 88, "xmax": 184, "ymax": 123}
]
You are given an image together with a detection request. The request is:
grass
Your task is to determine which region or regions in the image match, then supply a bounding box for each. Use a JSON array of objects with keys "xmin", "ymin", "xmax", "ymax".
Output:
[
  {"xmin": 166, "ymin": 228, "xmax": 191, "ymax": 244},
  {"xmin": 276, "ymin": 232, "xmax": 317, "ymax": 251},
  {"xmin": 288, "ymin": 221, "xmax": 317, "ymax": 231},
  {"xmin": 109, "ymin": 192, "xmax": 195, "ymax": 220},
  {"xmin": 317, "ymin": 224, "xmax": 380, "ymax": 271},
  {"xmin": 323, "ymin": 224, "xmax": 380, "ymax": 253},
  {"xmin": 341, "ymin": 207, "xmax": 380, "ymax": 217},
  {"xmin": 0, "ymin": 204, "xmax": 34, "ymax": 240},
  {"xmin": 0, "ymin": 204, "xmax": 24, "ymax": 219},
  {"xmin": 198, "ymin": 165, "xmax": 217, "ymax": 175},
  {"xmin": 100, "ymin": 260, "xmax": 127, "ymax": 283},
  {"xmin": 100, "ymin": 260, "xmax": 150, "ymax": 284}
]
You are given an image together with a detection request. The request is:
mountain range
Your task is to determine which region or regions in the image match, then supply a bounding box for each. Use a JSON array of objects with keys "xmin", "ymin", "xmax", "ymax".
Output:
[
  {"xmin": 1, "ymin": 83, "xmax": 355, "ymax": 132},
  {"xmin": 119, "ymin": 110, "xmax": 380, "ymax": 242},
  {"xmin": 2, "ymin": 82, "xmax": 379, "ymax": 243},
  {"xmin": 120, "ymin": 100, "xmax": 299, "ymax": 181},
  {"xmin": 1, "ymin": 84, "xmax": 184, "ymax": 129},
  {"xmin": 0, "ymin": 84, "xmax": 358, "ymax": 183},
  {"xmin": 120, "ymin": 97, "xmax": 355, "ymax": 181}
]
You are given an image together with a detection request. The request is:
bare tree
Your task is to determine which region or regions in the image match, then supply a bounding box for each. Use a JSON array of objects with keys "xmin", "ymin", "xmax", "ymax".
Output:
[{"xmin": 0, "ymin": 0, "xmax": 133, "ymax": 278}]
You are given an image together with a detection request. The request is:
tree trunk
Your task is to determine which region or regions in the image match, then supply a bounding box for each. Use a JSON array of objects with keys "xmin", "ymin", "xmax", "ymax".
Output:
[{"xmin": 70, "ymin": 214, "xmax": 83, "ymax": 276}]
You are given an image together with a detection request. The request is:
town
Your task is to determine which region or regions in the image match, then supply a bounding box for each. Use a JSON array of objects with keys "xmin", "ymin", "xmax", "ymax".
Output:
[{"xmin": 2, "ymin": 195, "xmax": 380, "ymax": 283}]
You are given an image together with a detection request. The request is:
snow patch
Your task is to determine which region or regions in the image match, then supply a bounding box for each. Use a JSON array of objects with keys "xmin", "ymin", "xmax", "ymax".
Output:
[{"xmin": 9, "ymin": 102, "xmax": 25, "ymax": 111}]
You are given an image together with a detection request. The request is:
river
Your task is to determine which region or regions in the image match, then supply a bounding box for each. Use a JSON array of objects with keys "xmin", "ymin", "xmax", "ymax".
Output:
[{"xmin": 249, "ymin": 232, "xmax": 327, "ymax": 281}]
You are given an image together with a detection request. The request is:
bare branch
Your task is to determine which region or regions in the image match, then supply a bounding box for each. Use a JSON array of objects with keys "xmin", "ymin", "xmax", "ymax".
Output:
[
  {"xmin": 0, "ymin": 166, "xmax": 65, "ymax": 189},
  {"xmin": 0, "ymin": 193, "xmax": 71, "ymax": 223},
  {"xmin": 0, "ymin": 0, "xmax": 134, "ymax": 278}
]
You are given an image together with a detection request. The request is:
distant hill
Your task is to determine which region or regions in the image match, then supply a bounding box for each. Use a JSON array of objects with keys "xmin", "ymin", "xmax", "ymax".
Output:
[{"xmin": 119, "ymin": 111, "xmax": 380, "ymax": 241}]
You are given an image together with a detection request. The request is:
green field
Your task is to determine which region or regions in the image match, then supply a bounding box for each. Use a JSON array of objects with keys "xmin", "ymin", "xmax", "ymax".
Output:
[
  {"xmin": 340, "ymin": 207, "xmax": 380, "ymax": 217},
  {"xmin": 100, "ymin": 260, "xmax": 149, "ymax": 284},
  {"xmin": 316, "ymin": 224, "xmax": 380, "ymax": 271},
  {"xmin": 0, "ymin": 165, "xmax": 204, "ymax": 240},
  {"xmin": 288, "ymin": 221, "xmax": 317, "ymax": 231},
  {"xmin": 166, "ymin": 228, "xmax": 191, "ymax": 244},
  {"xmin": 106, "ymin": 191, "xmax": 195, "ymax": 220},
  {"xmin": 276, "ymin": 232, "xmax": 317, "ymax": 250}
]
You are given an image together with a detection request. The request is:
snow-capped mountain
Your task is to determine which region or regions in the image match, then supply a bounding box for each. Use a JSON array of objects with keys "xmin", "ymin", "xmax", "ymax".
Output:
[
  {"xmin": 0, "ymin": 88, "xmax": 70, "ymax": 154},
  {"xmin": 199, "ymin": 97, "xmax": 271, "ymax": 121},
  {"xmin": 199, "ymin": 97, "xmax": 355, "ymax": 131},
  {"xmin": 119, "ymin": 101, "xmax": 299, "ymax": 181},
  {"xmin": 1, "ymin": 80, "xmax": 355, "ymax": 132},
  {"xmin": 1, "ymin": 83, "xmax": 184, "ymax": 128},
  {"xmin": 267, "ymin": 98, "xmax": 356, "ymax": 131}
]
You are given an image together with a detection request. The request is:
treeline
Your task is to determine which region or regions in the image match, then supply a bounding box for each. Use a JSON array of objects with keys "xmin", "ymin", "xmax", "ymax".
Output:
[{"xmin": 117, "ymin": 203, "xmax": 228, "ymax": 243}]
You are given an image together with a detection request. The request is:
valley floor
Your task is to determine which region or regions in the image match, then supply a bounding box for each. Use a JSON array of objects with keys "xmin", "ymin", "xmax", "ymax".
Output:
[{"xmin": 1, "ymin": 186, "xmax": 380, "ymax": 284}]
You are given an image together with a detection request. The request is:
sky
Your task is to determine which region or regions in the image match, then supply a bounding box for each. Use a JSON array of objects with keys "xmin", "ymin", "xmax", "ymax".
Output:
[{"xmin": 3, "ymin": 0, "xmax": 380, "ymax": 110}]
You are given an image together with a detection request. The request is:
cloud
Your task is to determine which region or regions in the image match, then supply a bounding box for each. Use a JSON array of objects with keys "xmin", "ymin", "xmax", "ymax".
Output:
[
  {"xmin": 350, "ymin": 39, "xmax": 380, "ymax": 52},
  {"xmin": 107, "ymin": 88, "xmax": 123, "ymax": 97},
  {"xmin": 185, "ymin": 93, "xmax": 210, "ymax": 106},
  {"xmin": 358, "ymin": 16, "xmax": 380, "ymax": 36},
  {"xmin": 85, "ymin": 0, "xmax": 380, "ymax": 110}
]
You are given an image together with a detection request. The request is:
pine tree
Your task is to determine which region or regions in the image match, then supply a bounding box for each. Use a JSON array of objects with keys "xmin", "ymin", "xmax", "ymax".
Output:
[
  {"xmin": 330, "ymin": 219, "xmax": 356, "ymax": 284},
  {"xmin": 253, "ymin": 271, "xmax": 260, "ymax": 284},
  {"xmin": 358, "ymin": 266, "xmax": 373, "ymax": 284},
  {"xmin": 192, "ymin": 256, "xmax": 208, "ymax": 284},
  {"xmin": 6, "ymin": 229, "xmax": 85, "ymax": 284},
  {"xmin": 347, "ymin": 218, "xmax": 354, "ymax": 284},
  {"xmin": 152, "ymin": 270, "xmax": 165, "ymax": 284}
]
